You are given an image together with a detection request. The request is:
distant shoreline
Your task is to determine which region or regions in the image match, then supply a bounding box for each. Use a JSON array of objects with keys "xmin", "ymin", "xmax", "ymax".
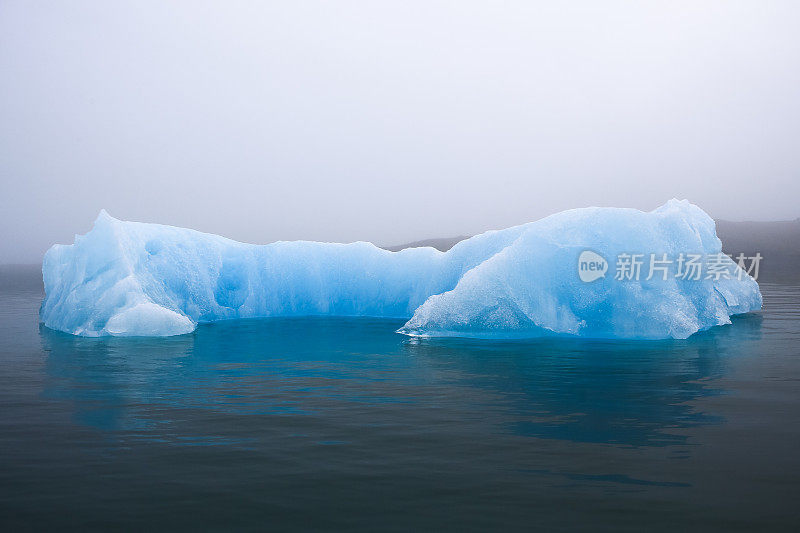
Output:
[{"xmin": 3, "ymin": 219, "xmax": 799, "ymax": 282}]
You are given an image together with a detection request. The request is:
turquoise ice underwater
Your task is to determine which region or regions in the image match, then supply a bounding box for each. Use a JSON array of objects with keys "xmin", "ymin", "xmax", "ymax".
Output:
[{"xmin": 40, "ymin": 199, "xmax": 761, "ymax": 339}]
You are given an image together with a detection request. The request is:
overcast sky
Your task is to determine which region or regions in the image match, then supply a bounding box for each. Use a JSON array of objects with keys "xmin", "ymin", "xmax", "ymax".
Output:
[{"xmin": 1, "ymin": 1, "xmax": 798, "ymax": 263}]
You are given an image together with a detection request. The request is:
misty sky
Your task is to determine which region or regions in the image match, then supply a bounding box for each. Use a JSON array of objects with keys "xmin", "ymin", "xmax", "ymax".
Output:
[{"xmin": 1, "ymin": 1, "xmax": 799, "ymax": 263}]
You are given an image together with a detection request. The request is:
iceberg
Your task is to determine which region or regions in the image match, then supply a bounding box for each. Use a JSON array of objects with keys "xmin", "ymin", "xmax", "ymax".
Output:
[{"xmin": 40, "ymin": 200, "xmax": 761, "ymax": 339}]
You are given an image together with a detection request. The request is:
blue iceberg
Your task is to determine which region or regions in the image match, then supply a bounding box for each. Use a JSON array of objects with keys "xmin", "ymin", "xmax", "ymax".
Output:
[{"xmin": 40, "ymin": 200, "xmax": 761, "ymax": 339}]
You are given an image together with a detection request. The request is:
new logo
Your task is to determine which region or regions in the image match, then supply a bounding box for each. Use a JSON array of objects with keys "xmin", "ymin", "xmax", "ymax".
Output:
[{"xmin": 578, "ymin": 250, "xmax": 608, "ymax": 282}]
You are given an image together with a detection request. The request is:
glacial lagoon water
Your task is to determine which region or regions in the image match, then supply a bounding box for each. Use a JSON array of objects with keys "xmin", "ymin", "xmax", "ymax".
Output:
[{"xmin": 1, "ymin": 265, "xmax": 799, "ymax": 531}]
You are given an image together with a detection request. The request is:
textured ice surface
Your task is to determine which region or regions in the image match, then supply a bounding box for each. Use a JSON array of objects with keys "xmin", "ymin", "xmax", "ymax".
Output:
[{"xmin": 41, "ymin": 200, "xmax": 761, "ymax": 339}]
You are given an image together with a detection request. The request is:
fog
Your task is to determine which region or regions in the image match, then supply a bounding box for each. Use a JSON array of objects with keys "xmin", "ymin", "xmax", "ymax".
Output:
[{"xmin": 1, "ymin": 1, "xmax": 799, "ymax": 263}]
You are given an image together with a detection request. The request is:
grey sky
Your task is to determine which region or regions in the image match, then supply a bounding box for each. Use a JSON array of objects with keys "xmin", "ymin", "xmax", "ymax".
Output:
[{"xmin": 1, "ymin": 1, "xmax": 799, "ymax": 263}]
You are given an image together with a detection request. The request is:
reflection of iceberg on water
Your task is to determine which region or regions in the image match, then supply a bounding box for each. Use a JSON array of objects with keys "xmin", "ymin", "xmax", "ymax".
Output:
[
  {"xmin": 38, "ymin": 312, "xmax": 763, "ymax": 445},
  {"xmin": 40, "ymin": 200, "xmax": 761, "ymax": 339}
]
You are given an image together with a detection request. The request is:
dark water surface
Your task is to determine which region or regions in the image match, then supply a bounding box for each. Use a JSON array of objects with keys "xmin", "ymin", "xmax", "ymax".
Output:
[{"xmin": 1, "ymin": 266, "xmax": 798, "ymax": 531}]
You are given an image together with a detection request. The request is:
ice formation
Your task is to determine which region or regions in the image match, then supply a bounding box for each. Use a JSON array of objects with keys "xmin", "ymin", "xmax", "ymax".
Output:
[{"xmin": 40, "ymin": 200, "xmax": 761, "ymax": 339}]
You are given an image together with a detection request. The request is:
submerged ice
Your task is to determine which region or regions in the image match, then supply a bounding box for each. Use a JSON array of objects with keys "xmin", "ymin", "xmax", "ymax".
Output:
[{"xmin": 40, "ymin": 200, "xmax": 761, "ymax": 339}]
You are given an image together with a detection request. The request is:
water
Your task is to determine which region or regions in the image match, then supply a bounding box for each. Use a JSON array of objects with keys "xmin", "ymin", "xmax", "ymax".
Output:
[{"xmin": 1, "ymin": 265, "xmax": 798, "ymax": 531}]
